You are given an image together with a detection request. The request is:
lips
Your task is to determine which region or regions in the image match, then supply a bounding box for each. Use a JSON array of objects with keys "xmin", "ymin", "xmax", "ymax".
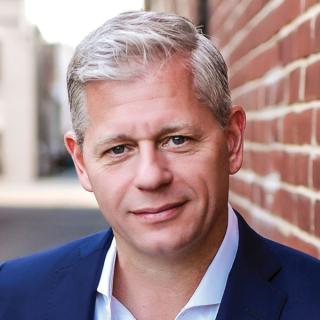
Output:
[
  {"xmin": 131, "ymin": 201, "xmax": 185, "ymax": 215},
  {"xmin": 129, "ymin": 201, "xmax": 187, "ymax": 222}
]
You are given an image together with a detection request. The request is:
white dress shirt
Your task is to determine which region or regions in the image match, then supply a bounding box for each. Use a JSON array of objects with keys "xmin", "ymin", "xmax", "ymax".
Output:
[{"xmin": 94, "ymin": 204, "xmax": 239, "ymax": 320}]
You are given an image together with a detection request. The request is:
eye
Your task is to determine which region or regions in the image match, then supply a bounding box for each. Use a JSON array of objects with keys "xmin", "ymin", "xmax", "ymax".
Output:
[
  {"xmin": 101, "ymin": 143, "xmax": 134, "ymax": 164},
  {"xmin": 162, "ymin": 135, "xmax": 190, "ymax": 149},
  {"xmin": 108, "ymin": 145, "xmax": 127, "ymax": 155},
  {"xmin": 170, "ymin": 136, "xmax": 188, "ymax": 145}
]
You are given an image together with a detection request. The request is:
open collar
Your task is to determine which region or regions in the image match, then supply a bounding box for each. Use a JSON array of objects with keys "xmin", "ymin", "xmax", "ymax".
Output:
[
  {"xmin": 217, "ymin": 213, "xmax": 287, "ymax": 320},
  {"xmin": 181, "ymin": 204, "xmax": 239, "ymax": 309},
  {"xmin": 96, "ymin": 204, "xmax": 239, "ymax": 318}
]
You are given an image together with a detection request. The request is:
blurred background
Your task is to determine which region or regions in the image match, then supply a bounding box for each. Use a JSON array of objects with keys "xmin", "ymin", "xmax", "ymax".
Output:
[{"xmin": 0, "ymin": 0, "xmax": 319, "ymax": 261}]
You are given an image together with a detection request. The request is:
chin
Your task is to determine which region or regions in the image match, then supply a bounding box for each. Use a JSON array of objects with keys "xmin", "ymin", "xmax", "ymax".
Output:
[{"xmin": 135, "ymin": 231, "xmax": 197, "ymax": 257}]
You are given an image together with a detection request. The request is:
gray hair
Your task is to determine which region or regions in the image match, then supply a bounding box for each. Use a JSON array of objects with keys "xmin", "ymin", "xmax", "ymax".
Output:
[{"xmin": 67, "ymin": 11, "xmax": 231, "ymax": 145}]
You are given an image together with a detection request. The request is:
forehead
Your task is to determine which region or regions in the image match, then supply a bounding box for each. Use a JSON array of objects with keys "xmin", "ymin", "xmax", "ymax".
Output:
[
  {"xmin": 82, "ymin": 57, "xmax": 217, "ymax": 142},
  {"xmin": 84, "ymin": 56, "xmax": 194, "ymax": 110}
]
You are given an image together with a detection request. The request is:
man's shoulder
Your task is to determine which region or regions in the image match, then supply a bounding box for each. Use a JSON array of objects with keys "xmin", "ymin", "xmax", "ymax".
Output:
[
  {"xmin": 263, "ymin": 235, "xmax": 320, "ymax": 284},
  {"xmin": 0, "ymin": 230, "xmax": 113, "ymax": 319},
  {"xmin": 236, "ymin": 212, "xmax": 320, "ymax": 298},
  {"xmin": 262, "ymin": 236, "xmax": 320, "ymax": 317},
  {"xmin": 266, "ymin": 236, "xmax": 319, "ymax": 266},
  {"xmin": 225, "ymin": 213, "xmax": 320, "ymax": 319},
  {"xmin": 0, "ymin": 229, "xmax": 112, "ymax": 287},
  {"xmin": 237, "ymin": 212, "xmax": 320, "ymax": 273}
]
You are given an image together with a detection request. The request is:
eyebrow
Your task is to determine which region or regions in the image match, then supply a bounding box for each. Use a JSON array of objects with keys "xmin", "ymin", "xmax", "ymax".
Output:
[
  {"xmin": 93, "ymin": 134, "xmax": 132, "ymax": 155},
  {"xmin": 157, "ymin": 123, "xmax": 202, "ymax": 136}
]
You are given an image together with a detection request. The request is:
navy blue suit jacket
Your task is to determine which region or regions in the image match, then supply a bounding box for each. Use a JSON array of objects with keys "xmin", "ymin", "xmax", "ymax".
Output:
[{"xmin": 0, "ymin": 213, "xmax": 319, "ymax": 320}]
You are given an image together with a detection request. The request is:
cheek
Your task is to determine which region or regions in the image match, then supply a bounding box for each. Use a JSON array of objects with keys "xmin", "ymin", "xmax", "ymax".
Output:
[
  {"xmin": 181, "ymin": 146, "xmax": 230, "ymax": 200},
  {"xmin": 87, "ymin": 164, "xmax": 133, "ymax": 213}
]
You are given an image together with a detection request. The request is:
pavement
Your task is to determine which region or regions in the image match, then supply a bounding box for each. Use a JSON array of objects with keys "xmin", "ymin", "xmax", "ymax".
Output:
[{"xmin": 0, "ymin": 172, "xmax": 108, "ymax": 262}]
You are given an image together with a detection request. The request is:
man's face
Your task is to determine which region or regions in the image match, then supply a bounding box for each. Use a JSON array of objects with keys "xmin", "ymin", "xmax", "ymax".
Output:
[{"xmin": 65, "ymin": 57, "xmax": 245, "ymax": 258}]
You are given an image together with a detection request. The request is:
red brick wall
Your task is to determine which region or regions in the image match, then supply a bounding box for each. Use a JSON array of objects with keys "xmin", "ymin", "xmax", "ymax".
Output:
[{"xmin": 208, "ymin": 0, "xmax": 320, "ymax": 257}]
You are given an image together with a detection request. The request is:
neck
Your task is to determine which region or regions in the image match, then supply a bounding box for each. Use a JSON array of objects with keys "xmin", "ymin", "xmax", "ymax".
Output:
[{"xmin": 112, "ymin": 211, "xmax": 228, "ymax": 320}]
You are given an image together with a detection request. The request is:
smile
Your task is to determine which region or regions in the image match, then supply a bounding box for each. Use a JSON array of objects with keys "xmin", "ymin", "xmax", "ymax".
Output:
[{"xmin": 130, "ymin": 201, "xmax": 187, "ymax": 222}]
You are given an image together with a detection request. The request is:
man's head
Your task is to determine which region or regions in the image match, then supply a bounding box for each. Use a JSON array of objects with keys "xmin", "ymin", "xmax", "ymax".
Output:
[
  {"xmin": 65, "ymin": 11, "xmax": 245, "ymax": 259},
  {"xmin": 67, "ymin": 11, "xmax": 231, "ymax": 146}
]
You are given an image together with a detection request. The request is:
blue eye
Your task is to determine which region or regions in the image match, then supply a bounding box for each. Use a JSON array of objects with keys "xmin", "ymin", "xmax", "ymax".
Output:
[
  {"xmin": 110, "ymin": 145, "xmax": 126, "ymax": 154},
  {"xmin": 171, "ymin": 136, "xmax": 187, "ymax": 145}
]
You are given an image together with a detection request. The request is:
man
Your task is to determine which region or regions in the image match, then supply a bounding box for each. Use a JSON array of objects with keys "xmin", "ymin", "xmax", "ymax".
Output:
[{"xmin": 0, "ymin": 11, "xmax": 319, "ymax": 320}]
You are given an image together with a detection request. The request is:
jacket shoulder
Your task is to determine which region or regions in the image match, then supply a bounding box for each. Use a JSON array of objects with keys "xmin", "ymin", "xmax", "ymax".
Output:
[
  {"xmin": 267, "ymin": 237, "xmax": 319, "ymax": 265},
  {"xmin": 264, "ymin": 236, "xmax": 320, "ymax": 284},
  {"xmin": 0, "ymin": 230, "xmax": 113, "ymax": 319},
  {"xmin": 235, "ymin": 212, "xmax": 320, "ymax": 319},
  {"xmin": 264, "ymin": 238, "xmax": 320, "ymax": 318},
  {"xmin": 0, "ymin": 229, "xmax": 111, "ymax": 289}
]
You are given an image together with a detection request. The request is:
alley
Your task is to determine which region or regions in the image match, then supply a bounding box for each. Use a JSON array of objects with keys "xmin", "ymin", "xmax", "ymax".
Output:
[{"xmin": 0, "ymin": 206, "xmax": 107, "ymax": 262}]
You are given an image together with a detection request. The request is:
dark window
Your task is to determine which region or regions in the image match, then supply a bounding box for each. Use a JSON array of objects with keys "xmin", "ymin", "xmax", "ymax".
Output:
[{"xmin": 198, "ymin": 0, "xmax": 209, "ymax": 35}]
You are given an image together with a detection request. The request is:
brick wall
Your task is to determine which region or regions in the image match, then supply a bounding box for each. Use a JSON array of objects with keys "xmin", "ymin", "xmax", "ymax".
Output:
[{"xmin": 208, "ymin": 0, "xmax": 320, "ymax": 257}]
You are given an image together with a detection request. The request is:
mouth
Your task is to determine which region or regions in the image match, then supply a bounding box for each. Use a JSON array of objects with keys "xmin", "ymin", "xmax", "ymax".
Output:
[{"xmin": 130, "ymin": 201, "xmax": 187, "ymax": 222}]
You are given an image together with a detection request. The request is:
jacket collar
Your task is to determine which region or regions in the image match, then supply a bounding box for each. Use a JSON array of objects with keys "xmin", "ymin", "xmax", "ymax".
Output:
[
  {"xmin": 45, "ymin": 212, "xmax": 288, "ymax": 320},
  {"xmin": 217, "ymin": 213, "xmax": 287, "ymax": 320}
]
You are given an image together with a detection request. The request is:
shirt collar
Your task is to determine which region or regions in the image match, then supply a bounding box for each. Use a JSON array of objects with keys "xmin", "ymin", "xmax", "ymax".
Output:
[
  {"xmin": 181, "ymin": 204, "xmax": 239, "ymax": 309},
  {"xmin": 97, "ymin": 204, "xmax": 239, "ymax": 308},
  {"xmin": 96, "ymin": 236, "xmax": 116, "ymax": 302}
]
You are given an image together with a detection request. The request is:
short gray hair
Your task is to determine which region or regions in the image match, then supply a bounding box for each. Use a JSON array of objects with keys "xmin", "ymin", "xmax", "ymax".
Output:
[{"xmin": 67, "ymin": 11, "xmax": 231, "ymax": 145}]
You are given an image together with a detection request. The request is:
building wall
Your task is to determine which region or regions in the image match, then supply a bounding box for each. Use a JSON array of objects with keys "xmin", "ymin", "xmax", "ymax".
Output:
[
  {"xmin": 208, "ymin": 0, "xmax": 320, "ymax": 257},
  {"xmin": 0, "ymin": 0, "xmax": 38, "ymax": 182},
  {"xmin": 36, "ymin": 43, "xmax": 74, "ymax": 176},
  {"xmin": 0, "ymin": 0, "xmax": 72, "ymax": 181}
]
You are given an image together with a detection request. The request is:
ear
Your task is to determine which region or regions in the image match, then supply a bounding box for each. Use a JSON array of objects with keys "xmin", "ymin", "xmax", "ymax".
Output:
[
  {"xmin": 64, "ymin": 131, "xmax": 93, "ymax": 192},
  {"xmin": 225, "ymin": 106, "xmax": 246, "ymax": 175}
]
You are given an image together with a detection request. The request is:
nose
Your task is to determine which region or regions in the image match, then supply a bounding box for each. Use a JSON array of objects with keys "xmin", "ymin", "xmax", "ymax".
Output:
[{"xmin": 134, "ymin": 145, "xmax": 173, "ymax": 191}]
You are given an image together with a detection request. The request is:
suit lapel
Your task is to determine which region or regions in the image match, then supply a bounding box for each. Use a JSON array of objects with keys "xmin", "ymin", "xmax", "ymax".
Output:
[
  {"xmin": 46, "ymin": 230, "xmax": 113, "ymax": 320},
  {"xmin": 217, "ymin": 214, "xmax": 287, "ymax": 320}
]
